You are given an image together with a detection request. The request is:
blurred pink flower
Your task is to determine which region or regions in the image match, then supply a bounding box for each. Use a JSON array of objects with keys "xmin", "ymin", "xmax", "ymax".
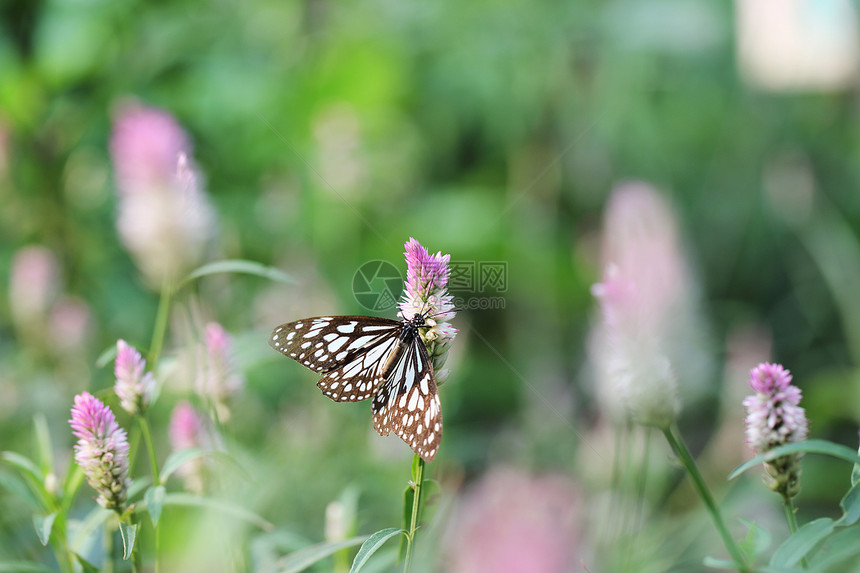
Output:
[
  {"xmin": 70, "ymin": 392, "xmax": 131, "ymax": 512},
  {"xmin": 110, "ymin": 103, "xmax": 216, "ymax": 287},
  {"xmin": 445, "ymin": 468, "xmax": 582, "ymax": 573},
  {"xmin": 114, "ymin": 339, "xmax": 156, "ymax": 416},
  {"xmin": 169, "ymin": 400, "xmax": 211, "ymax": 493},
  {"xmin": 9, "ymin": 246, "xmax": 60, "ymax": 331},
  {"xmin": 47, "ymin": 297, "xmax": 93, "ymax": 355},
  {"xmin": 589, "ymin": 181, "xmax": 709, "ymax": 427},
  {"xmin": 196, "ymin": 322, "xmax": 244, "ymax": 414}
]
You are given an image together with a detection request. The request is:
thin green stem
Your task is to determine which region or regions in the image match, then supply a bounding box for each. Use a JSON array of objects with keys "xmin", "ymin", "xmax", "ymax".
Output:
[
  {"xmin": 104, "ymin": 521, "xmax": 114, "ymax": 573},
  {"xmin": 782, "ymin": 495, "xmax": 806, "ymax": 568},
  {"xmin": 403, "ymin": 455, "xmax": 425, "ymax": 573},
  {"xmin": 782, "ymin": 495, "xmax": 799, "ymax": 534},
  {"xmin": 662, "ymin": 426, "xmax": 750, "ymax": 572},
  {"xmin": 148, "ymin": 278, "xmax": 174, "ymax": 366},
  {"xmin": 50, "ymin": 529, "xmax": 74, "ymax": 573},
  {"xmin": 138, "ymin": 417, "xmax": 160, "ymax": 486}
]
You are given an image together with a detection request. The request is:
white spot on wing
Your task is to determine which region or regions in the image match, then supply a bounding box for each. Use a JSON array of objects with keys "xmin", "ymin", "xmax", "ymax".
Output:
[{"xmin": 348, "ymin": 335, "xmax": 375, "ymax": 350}]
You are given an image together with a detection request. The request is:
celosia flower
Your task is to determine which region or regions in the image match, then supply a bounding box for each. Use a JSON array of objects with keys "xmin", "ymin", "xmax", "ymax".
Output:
[
  {"xmin": 743, "ymin": 362, "xmax": 808, "ymax": 497},
  {"xmin": 110, "ymin": 103, "xmax": 216, "ymax": 287},
  {"xmin": 169, "ymin": 400, "xmax": 210, "ymax": 494},
  {"xmin": 114, "ymin": 339, "xmax": 156, "ymax": 416},
  {"xmin": 398, "ymin": 238, "xmax": 457, "ymax": 382},
  {"xmin": 590, "ymin": 182, "xmax": 708, "ymax": 428},
  {"xmin": 47, "ymin": 297, "xmax": 93, "ymax": 356},
  {"xmin": 196, "ymin": 322, "xmax": 244, "ymax": 414},
  {"xmin": 445, "ymin": 467, "xmax": 582, "ymax": 573},
  {"xmin": 9, "ymin": 246, "xmax": 60, "ymax": 333},
  {"xmin": 69, "ymin": 392, "xmax": 131, "ymax": 512}
]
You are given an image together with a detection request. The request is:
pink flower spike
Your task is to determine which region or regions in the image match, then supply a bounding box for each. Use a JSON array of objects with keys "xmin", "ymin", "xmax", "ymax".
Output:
[
  {"xmin": 169, "ymin": 401, "xmax": 204, "ymax": 452},
  {"xmin": 69, "ymin": 392, "xmax": 131, "ymax": 512},
  {"xmin": 114, "ymin": 339, "xmax": 156, "ymax": 416},
  {"xmin": 748, "ymin": 362, "xmax": 793, "ymax": 394},
  {"xmin": 110, "ymin": 103, "xmax": 216, "ymax": 288},
  {"xmin": 196, "ymin": 322, "xmax": 244, "ymax": 415},
  {"xmin": 111, "ymin": 105, "xmax": 191, "ymax": 196},
  {"xmin": 169, "ymin": 401, "xmax": 214, "ymax": 494},
  {"xmin": 397, "ymin": 238, "xmax": 457, "ymax": 380},
  {"xmin": 743, "ymin": 362, "xmax": 808, "ymax": 498}
]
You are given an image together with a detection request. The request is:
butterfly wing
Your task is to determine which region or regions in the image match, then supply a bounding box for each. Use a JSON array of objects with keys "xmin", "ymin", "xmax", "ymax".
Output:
[
  {"xmin": 372, "ymin": 336, "xmax": 442, "ymax": 462},
  {"xmin": 269, "ymin": 316, "xmax": 401, "ymax": 402},
  {"xmin": 315, "ymin": 333, "xmax": 400, "ymax": 402}
]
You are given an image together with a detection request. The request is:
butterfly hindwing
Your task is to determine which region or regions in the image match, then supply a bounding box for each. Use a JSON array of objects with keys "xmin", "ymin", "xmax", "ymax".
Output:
[
  {"xmin": 269, "ymin": 316, "xmax": 400, "ymax": 374},
  {"xmin": 372, "ymin": 337, "xmax": 442, "ymax": 462}
]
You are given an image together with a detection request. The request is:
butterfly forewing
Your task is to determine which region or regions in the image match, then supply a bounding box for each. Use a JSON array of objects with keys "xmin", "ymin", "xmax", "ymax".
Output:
[
  {"xmin": 372, "ymin": 337, "xmax": 442, "ymax": 462},
  {"xmin": 316, "ymin": 335, "xmax": 399, "ymax": 402},
  {"xmin": 269, "ymin": 316, "xmax": 399, "ymax": 374}
]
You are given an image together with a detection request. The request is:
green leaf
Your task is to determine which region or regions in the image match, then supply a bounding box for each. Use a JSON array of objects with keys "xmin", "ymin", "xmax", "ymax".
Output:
[
  {"xmin": 0, "ymin": 469, "xmax": 42, "ymax": 511},
  {"xmin": 350, "ymin": 528, "xmax": 406, "ymax": 573},
  {"xmin": 145, "ymin": 485, "xmax": 166, "ymax": 527},
  {"xmin": 269, "ymin": 536, "xmax": 370, "ymax": 573},
  {"xmin": 1, "ymin": 452, "xmax": 44, "ymax": 485},
  {"xmin": 178, "ymin": 260, "xmax": 294, "ymax": 290},
  {"xmin": 770, "ymin": 518, "xmax": 834, "ymax": 567},
  {"xmin": 703, "ymin": 557, "xmax": 738, "ymax": 569},
  {"xmin": 33, "ymin": 513, "xmax": 56, "ymax": 546},
  {"xmin": 74, "ymin": 552, "xmax": 100, "ymax": 573},
  {"xmin": 1, "ymin": 452, "xmax": 48, "ymax": 509},
  {"xmin": 852, "ymin": 438, "xmax": 860, "ymax": 487},
  {"xmin": 0, "ymin": 562, "xmax": 58, "ymax": 572},
  {"xmin": 159, "ymin": 448, "xmax": 247, "ymax": 484},
  {"xmin": 119, "ymin": 522, "xmax": 138, "ymax": 560},
  {"xmin": 148, "ymin": 493, "xmax": 274, "ymax": 531},
  {"xmin": 128, "ymin": 476, "xmax": 152, "ymax": 500},
  {"xmin": 68, "ymin": 506, "xmax": 112, "ymax": 551},
  {"xmin": 806, "ymin": 524, "xmax": 860, "ymax": 572},
  {"xmin": 95, "ymin": 344, "xmax": 118, "ymax": 369},
  {"xmin": 737, "ymin": 518, "xmax": 771, "ymax": 563},
  {"xmin": 729, "ymin": 440, "xmax": 860, "ymax": 480},
  {"xmin": 160, "ymin": 448, "xmax": 206, "ymax": 483},
  {"xmin": 32, "ymin": 415, "xmax": 53, "ymax": 478},
  {"xmin": 60, "ymin": 462, "xmax": 84, "ymax": 514},
  {"xmin": 837, "ymin": 481, "xmax": 860, "ymax": 527}
]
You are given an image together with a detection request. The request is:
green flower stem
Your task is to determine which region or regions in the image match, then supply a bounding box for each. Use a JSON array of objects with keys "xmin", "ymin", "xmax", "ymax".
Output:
[
  {"xmin": 782, "ymin": 495, "xmax": 806, "ymax": 568},
  {"xmin": 148, "ymin": 278, "xmax": 174, "ymax": 367},
  {"xmin": 50, "ymin": 524, "xmax": 74, "ymax": 573},
  {"xmin": 403, "ymin": 455, "xmax": 425, "ymax": 573},
  {"xmin": 662, "ymin": 426, "xmax": 749, "ymax": 572},
  {"xmin": 138, "ymin": 417, "xmax": 160, "ymax": 486},
  {"xmin": 782, "ymin": 495, "xmax": 799, "ymax": 534}
]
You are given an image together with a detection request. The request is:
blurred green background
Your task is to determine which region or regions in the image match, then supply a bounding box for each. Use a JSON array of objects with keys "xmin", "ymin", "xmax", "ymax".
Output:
[{"xmin": 3, "ymin": 0, "xmax": 860, "ymax": 570}]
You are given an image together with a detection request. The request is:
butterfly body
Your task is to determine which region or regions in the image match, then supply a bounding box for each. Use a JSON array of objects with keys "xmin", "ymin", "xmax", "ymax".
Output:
[{"xmin": 269, "ymin": 313, "xmax": 442, "ymax": 461}]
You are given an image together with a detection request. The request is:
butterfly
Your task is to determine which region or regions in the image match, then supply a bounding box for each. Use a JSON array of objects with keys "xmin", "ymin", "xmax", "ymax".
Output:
[{"xmin": 269, "ymin": 311, "xmax": 443, "ymax": 462}]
